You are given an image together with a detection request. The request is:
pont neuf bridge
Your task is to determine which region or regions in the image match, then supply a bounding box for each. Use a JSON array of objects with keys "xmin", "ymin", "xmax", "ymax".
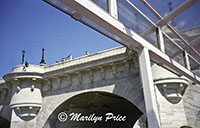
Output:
[{"xmin": 0, "ymin": 46, "xmax": 200, "ymax": 128}]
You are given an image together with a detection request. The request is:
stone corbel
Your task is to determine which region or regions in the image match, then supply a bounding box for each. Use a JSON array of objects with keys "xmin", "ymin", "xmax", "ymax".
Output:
[
  {"xmin": 99, "ymin": 66, "xmax": 105, "ymax": 80},
  {"xmin": 123, "ymin": 60, "xmax": 130, "ymax": 73},
  {"xmin": 178, "ymin": 84, "xmax": 184, "ymax": 94},
  {"xmin": 42, "ymin": 79, "xmax": 52, "ymax": 91},
  {"xmin": 10, "ymin": 78, "xmax": 20, "ymax": 87},
  {"xmin": 32, "ymin": 78, "xmax": 37, "ymax": 81},
  {"xmin": 54, "ymin": 77, "xmax": 61, "ymax": 89},
  {"xmin": 66, "ymin": 74, "xmax": 72, "ymax": 86},
  {"xmin": 87, "ymin": 69, "xmax": 94, "ymax": 83},
  {"xmin": 49, "ymin": 77, "xmax": 61, "ymax": 90},
  {"xmin": 76, "ymin": 72, "xmax": 82, "ymax": 85},
  {"xmin": 11, "ymin": 79, "xmax": 21, "ymax": 93},
  {"xmin": 31, "ymin": 85, "xmax": 35, "ymax": 92},
  {"xmin": 126, "ymin": 48, "xmax": 136, "ymax": 60},
  {"xmin": 17, "ymin": 86, "xmax": 21, "ymax": 92},
  {"xmin": 110, "ymin": 63, "xmax": 117, "ymax": 78},
  {"xmin": 56, "ymin": 77, "xmax": 61, "ymax": 85},
  {"xmin": 56, "ymin": 77, "xmax": 61, "ymax": 88},
  {"xmin": 162, "ymin": 84, "xmax": 168, "ymax": 97}
]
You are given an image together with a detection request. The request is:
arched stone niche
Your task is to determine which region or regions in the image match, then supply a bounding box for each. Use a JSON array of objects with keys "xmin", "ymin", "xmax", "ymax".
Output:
[{"xmin": 43, "ymin": 91, "xmax": 143, "ymax": 128}]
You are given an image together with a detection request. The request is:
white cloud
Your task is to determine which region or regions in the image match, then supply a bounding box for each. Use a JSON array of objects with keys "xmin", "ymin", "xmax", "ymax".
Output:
[{"xmin": 177, "ymin": 20, "xmax": 186, "ymax": 28}]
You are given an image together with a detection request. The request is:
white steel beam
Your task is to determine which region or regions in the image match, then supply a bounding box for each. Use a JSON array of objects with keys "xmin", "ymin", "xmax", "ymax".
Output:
[
  {"xmin": 126, "ymin": 0, "xmax": 157, "ymax": 27},
  {"xmin": 188, "ymin": 54, "xmax": 200, "ymax": 69},
  {"xmin": 170, "ymin": 36, "xmax": 200, "ymax": 58},
  {"xmin": 189, "ymin": 36, "xmax": 200, "ymax": 47},
  {"xmin": 167, "ymin": 25, "xmax": 200, "ymax": 58},
  {"xmin": 138, "ymin": 47, "xmax": 161, "ymax": 128},
  {"xmin": 141, "ymin": 25, "xmax": 156, "ymax": 37},
  {"xmin": 58, "ymin": 0, "xmax": 200, "ymax": 84},
  {"xmin": 108, "ymin": 0, "xmax": 118, "ymax": 19},
  {"xmin": 162, "ymin": 31, "xmax": 185, "ymax": 58},
  {"xmin": 183, "ymin": 50, "xmax": 191, "ymax": 70},
  {"xmin": 171, "ymin": 37, "xmax": 200, "ymax": 58},
  {"xmin": 140, "ymin": 0, "xmax": 163, "ymax": 19},
  {"xmin": 157, "ymin": 26, "xmax": 165, "ymax": 52},
  {"xmin": 157, "ymin": 0, "xmax": 199, "ymax": 26}
]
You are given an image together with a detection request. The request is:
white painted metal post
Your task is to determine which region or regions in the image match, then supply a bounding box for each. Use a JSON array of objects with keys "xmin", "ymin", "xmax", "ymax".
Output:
[
  {"xmin": 157, "ymin": 26, "xmax": 165, "ymax": 53},
  {"xmin": 183, "ymin": 50, "xmax": 191, "ymax": 70},
  {"xmin": 108, "ymin": 0, "xmax": 118, "ymax": 19},
  {"xmin": 138, "ymin": 47, "xmax": 161, "ymax": 128}
]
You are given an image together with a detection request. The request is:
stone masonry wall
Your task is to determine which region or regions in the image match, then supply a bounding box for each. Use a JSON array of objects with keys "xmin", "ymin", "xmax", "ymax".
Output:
[{"xmin": 183, "ymin": 83, "xmax": 200, "ymax": 128}]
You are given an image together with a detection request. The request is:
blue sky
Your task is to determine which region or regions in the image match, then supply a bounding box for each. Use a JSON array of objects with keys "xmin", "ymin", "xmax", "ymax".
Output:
[{"xmin": 0, "ymin": 0, "xmax": 119, "ymax": 77}]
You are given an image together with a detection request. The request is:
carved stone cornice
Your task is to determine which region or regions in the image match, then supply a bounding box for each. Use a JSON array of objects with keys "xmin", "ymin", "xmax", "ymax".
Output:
[
  {"xmin": 42, "ymin": 47, "xmax": 129, "ymax": 79},
  {"xmin": 3, "ymin": 72, "xmax": 43, "ymax": 82}
]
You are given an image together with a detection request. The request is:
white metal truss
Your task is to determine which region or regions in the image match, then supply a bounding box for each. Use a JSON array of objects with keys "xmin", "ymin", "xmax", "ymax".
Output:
[
  {"xmin": 156, "ymin": 0, "xmax": 199, "ymax": 26},
  {"xmin": 167, "ymin": 24, "xmax": 200, "ymax": 57},
  {"xmin": 140, "ymin": 0, "xmax": 200, "ymax": 61},
  {"xmin": 183, "ymin": 50, "xmax": 191, "ymax": 70},
  {"xmin": 171, "ymin": 36, "xmax": 200, "ymax": 60},
  {"xmin": 126, "ymin": 0, "xmax": 157, "ymax": 27},
  {"xmin": 44, "ymin": 0, "xmax": 200, "ymax": 127},
  {"xmin": 189, "ymin": 36, "xmax": 200, "ymax": 47},
  {"xmin": 157, "ymin": 26, "xmax": 165, "ymax": 53},
  {"xmin": 56, "ymin": 0, "xmax": 200, "ymax": 83},
  {"xmin": 108, "ymin": 0, "xmax": 118, "ymax": 19}
]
